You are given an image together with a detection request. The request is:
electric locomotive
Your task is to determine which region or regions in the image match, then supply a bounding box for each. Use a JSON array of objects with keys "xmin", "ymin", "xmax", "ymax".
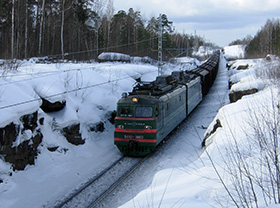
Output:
[
  {"xmin": 114, "ymin": 51, "xmax": 220, "ymax": 156},
  {"xmin": 114, "ymin": 76, "xmax": 186, "ymax": 156}
]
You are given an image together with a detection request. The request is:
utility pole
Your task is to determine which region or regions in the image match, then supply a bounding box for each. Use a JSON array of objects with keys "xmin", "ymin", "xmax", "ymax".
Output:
[
  {"xmin": 194, "ymin": 30, "xmax": 197, "ymax": 52},
  {"xmin": 158, "ymin": 14, "xmax": 163, "ymax": 76}
]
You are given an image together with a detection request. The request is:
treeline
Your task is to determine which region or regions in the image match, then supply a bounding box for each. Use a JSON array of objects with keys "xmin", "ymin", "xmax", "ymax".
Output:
[
  {"xmin": 0, "ymin": 0, "xmax": 212, "ymax": 61},
  {"xmin": 245, "ymin": 19, "xmax": 280, "ymax": 58}
]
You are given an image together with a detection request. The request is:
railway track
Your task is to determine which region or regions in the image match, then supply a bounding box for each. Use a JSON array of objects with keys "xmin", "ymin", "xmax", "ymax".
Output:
[{"xmin": 54, "ymin": 155, "xmax": 149, "ymax": 208}]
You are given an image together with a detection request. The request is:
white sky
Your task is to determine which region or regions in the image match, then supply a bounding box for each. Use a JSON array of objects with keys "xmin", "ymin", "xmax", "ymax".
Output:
[{"xmin": 113, "ymin": 0, "xmax": 280, "ymax": 47}]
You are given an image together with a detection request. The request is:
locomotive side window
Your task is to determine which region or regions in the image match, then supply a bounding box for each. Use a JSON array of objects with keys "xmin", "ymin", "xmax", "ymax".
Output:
[
  {"xmin": 135, "ymin": 107, "xmax": 153, "ymax": 118},
  {"xmin": 119, "ymin": 106, "xmax": 133, "ymax": 117}
]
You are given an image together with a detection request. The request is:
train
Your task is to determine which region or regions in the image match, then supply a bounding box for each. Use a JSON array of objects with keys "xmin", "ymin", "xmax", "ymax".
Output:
[{"xmin": 114, "ymin": 51, "xmax": 220, "ymax": 156}]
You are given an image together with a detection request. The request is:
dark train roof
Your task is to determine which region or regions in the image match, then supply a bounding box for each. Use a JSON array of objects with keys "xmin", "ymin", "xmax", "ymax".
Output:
[
  {"xmin": 119, "ymin": 50, "xmax": 220, "ymax": 101},
  {"xmin": 118, "ymin": 94, "xmax": 159, "ymax": 105},
  {"xmin": 130, "ymin": 75, "xmax": 178, "ymax": 96}
]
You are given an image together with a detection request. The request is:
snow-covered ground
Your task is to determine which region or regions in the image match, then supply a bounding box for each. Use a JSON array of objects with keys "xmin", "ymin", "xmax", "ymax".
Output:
[
  {"xmin": 0, "ymin": 46, "xmax": 280, "ymax": 208},
  {"xmin": 0, "ymin": 57, "xmax": 194, "ymax": 208}
]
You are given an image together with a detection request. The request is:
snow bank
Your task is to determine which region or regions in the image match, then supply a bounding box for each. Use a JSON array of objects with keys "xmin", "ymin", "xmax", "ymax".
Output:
[
  {"xmin": 0, "ymin": 82, "xmax": 41, "ymax": 128},
  {"xmin": 98, "ymin": 52, "xmax": 131, "ymax": 62},
  {"xmin": 169, "ymin": 56, "xmax": 200, "ymax": 66},
  {"xmin": 223, "ymin": 45, "xmax": 246, "ymax": 60},
  {"xmin": 193, "ymin": 46, "xmax": 216, "ymax": 58}
]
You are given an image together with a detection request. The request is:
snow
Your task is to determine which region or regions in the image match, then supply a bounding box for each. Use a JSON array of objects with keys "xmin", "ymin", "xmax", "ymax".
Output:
[
  {"xmin": 223, "ymin": 44, "xmax": 246, "ymax": 60},
  {"xmin": 98, "ymin": 52, "xmax": 131, "ymax": 62},
  {"xmin": 193, "ymin": 46, "xmax": 216, "ymax": 58},
  {"xmin": 0, "ymin": 47, "xmax": 280, "ymax": 208}
]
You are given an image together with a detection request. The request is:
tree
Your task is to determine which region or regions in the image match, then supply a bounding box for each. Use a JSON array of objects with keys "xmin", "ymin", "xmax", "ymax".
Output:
[
  {"xmin": 38, "ymin": 0, "xmax": 45, "ymax": 56},
  {"xmin": 246, "ymin": 19, "xmax": 280, "ymax": 58},
  {"xmin": 0, "ymin": 2, "xmax": 216, "ymax": 60},
  {"xmin": 11, "ymin": 0, "xmax": 15, "ymax": 59}
]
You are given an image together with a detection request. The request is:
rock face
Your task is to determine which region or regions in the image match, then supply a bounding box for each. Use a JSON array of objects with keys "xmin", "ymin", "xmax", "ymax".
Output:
[
  {"xmin": 0, "ymin": 112, "xmax": 43, "ymax": 170},
  {"xmin": 237, "ymin": 64, "xmax": 249, "ymax": 70},
  {"xmin": 40, "ymin": 98, "xmax": 66, "ymax": 113},
  {"xmin": 62, "ymin": 124, "xmax": 84, "ymax": 145},
  {"xmin": 229, "ymin": 88, "xmax": 258, "ymax": 103},
  {"xmin": 89, "ymin": 122, "xmax": 105, "ymax": 132},
  {"xmin": 202, "ymin": 119, "xmax": 222, "ymax": 147}
]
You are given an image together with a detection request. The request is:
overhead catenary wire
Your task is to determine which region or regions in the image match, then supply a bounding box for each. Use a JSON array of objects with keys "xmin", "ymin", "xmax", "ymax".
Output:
[
  {"xmin": 0, "ymin": 63, "xmax": 123, "ymax": 87},
  {"xmin": 48, "ymin": 37, "xmax": 158, "ymax": 59},
  {"xmin": 0, "ymin": 69, "xmax": 157, "ymax": 111}
]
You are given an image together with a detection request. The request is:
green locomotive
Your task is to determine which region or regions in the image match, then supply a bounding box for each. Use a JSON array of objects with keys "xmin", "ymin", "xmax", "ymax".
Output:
[{"xmin": 114, "ymin": 74, "xmax": 199, "ymax": 156}]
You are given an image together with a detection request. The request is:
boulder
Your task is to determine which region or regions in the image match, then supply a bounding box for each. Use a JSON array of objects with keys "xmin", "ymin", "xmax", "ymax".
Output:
[
  {"xmin": 0, "ymin": 111, "xmax": 43, "ymax": 171},
  {"xmin": 40, "ymin": 98, "xmax": 66, "ymax": 113},
  {"xmin": 229, "ymin": 88, "xmax": 258, "ymax": 103},
  {"xmin": 62, "ymin": 123, "xmax": 84, "ymax": 145},
  {"xmin": 20, "ymin": 111, "xmax": 38, "ymax": 131},
  {"xmin": 89, "ymin": 122, "xmax": 105, "ymax": 132},
  {"xmin": 0, "ymin": 122, "xmax": 20, "ymax": 153},
  {"xmin": 202, "ymin": 119, "xmax": 222, "ymax": 147},
  {"xmin": 237, "ymin": 64, "xmax": 249, "ymax": 70}
]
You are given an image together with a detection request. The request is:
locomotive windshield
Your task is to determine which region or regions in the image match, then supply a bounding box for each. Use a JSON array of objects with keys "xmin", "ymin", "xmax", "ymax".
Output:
[
  {"xmin": 119, "ymin": 106, "xmax": 133, "ymax": 117},
  {"xmin": 135, "ymin": 106, "xmax": 153, "ymax": 118}
]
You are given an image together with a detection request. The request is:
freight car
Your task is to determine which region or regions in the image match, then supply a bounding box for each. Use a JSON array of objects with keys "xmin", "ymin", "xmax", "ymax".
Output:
[{"xmin": 114, "ymin": 51, "xmax": 220, "ymax": 156}]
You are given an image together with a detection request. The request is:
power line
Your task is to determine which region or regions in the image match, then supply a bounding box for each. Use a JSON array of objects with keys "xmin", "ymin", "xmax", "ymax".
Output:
[
  {"xmin": 48, "ymin": 37, "xmax": 158, "ymax": 59},
  {"xmin": 0, "ymin": 64, "xmax": 115, "ymax": 87},
  {"xmin": 0, "ymin": 70, "xmax": 156, "ymax": 111}
]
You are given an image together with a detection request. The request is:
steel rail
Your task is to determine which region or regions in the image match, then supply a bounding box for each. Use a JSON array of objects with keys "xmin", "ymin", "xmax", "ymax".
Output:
[{"xmin": 54, "ymin": 156, "xmax": 125, "ymax": 208}]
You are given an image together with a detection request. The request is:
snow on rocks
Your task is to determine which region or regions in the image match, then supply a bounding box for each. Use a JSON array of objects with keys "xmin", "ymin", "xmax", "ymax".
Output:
[
  {"xmin": 227, "ymin": 57, "xmax": 271, "ymax": 102},
  {"xmin": 98, "ymin": 52, "xmax": 131, "ymax": 62}
]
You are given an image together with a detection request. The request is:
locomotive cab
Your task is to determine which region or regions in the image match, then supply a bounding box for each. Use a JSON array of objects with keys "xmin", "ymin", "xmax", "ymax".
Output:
[{"xmin": 114, "ymin": 95, "xmax": 159, "ymax": 156}]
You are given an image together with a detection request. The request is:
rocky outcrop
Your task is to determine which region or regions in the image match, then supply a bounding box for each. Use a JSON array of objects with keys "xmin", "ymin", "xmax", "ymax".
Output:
[
  {"xmin": 62, "ymin": 123, "xmax": 84, "ymax": 145},
  {"xmin": 229, "ymin": 88, "xmax": 258, "ymax": 103},
  {"xmin": 237, "ymin": 64, "xmax": 249, "ymax": 70},
  {"xmin": 89, "ymin": 122, "xmax": 105, "ymax": 132},
  {"xmin": 40, "ymin": 98, "xmax": 66, "ymax": 113},
  {"xmin": 202, "ymin": 119, "xmax": 222, "ymax": 147},
  {"xmin": 0, "ymin": 112, "xmax": 43, "ymax": 171}
]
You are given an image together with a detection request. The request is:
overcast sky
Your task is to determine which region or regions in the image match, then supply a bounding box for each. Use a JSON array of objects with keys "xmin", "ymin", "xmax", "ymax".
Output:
[{"xmin": 113, "ymin": 0, "xmax": 280, "ymax": 47}]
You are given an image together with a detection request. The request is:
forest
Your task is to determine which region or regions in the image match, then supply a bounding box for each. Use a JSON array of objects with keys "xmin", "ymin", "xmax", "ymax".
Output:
[
  {"xmin": 230, "ymin": 19, "xmax": 280, "ymax": 58},
  {"xmin": 0, "ymin": 0, "xmax": 214, "ymax": 61},
  {"xmin": 246, "ymin": 19, "xmax": 280, "ymax": 58}
]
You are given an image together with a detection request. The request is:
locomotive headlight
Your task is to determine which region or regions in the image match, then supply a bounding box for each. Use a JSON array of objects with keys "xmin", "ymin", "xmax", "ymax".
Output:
[
  {"xmin": 132, "ymin": 97, "xmax": 138, "ymax": 103},
  {"xmin": 145, "ymin": 125, "xmax": 152, "ymax": 129},
  {"xmin": 117, "ymin": 125, "xmax": 124, "ymax": 129}
]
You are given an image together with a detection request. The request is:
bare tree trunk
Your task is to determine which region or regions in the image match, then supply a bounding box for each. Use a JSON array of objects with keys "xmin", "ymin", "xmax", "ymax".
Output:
[
  {"xmin": 61, "ymin": 0, "xmax": 65, "ymax": 59},
  {"xmin": 11, "ymin": 0, "xmax": 15, "ymax": 59},
  {"xmin": 38, "ymin": 0, "xmax": 45, "ymax": 56},
  {"xmin": 52, "ymin": 23, "xmax": 56, "ymax": 55},
  {"xmin": 24, "ymin": 0, "xmax": 28, "ymax": 58},
  {"xmin": 106, "ymin": 0, "xmax": 114, "ymax": 49}
]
